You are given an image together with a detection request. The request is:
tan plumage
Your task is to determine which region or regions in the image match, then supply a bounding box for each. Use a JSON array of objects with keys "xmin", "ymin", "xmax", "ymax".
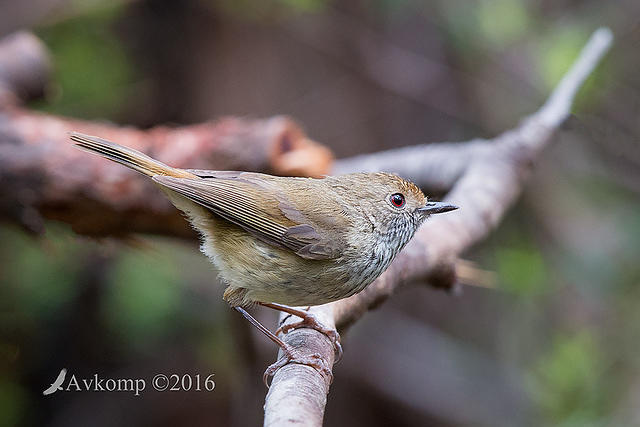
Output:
[{"xmin": 70, "ymin": 132, "xmax": 455, "ymax": 308}]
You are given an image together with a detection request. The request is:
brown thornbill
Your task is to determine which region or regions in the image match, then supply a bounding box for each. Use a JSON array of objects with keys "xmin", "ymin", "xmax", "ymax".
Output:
[{"xmin": 70, "ymin": 132, "xmax": 458, "ymax": 383}]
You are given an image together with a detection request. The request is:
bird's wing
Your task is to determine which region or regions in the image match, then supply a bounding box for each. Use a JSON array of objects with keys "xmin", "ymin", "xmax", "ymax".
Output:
[
  {"xmin": 185, "ymin": 170, "xmax": 245, "ymax": 178},
  {"xmin": 153, "ymin": 175, "xmax": 341, "ymax": 260}
]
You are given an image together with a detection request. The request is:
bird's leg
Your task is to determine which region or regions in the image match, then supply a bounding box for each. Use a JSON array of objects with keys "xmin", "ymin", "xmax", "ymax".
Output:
[
  {"xmin": 233, "ymin": 307, "xmax": 332, "ymax": 386},
  {"xmin": 258, "ymin": 302, "xmax": 343, "ymax": 362}
]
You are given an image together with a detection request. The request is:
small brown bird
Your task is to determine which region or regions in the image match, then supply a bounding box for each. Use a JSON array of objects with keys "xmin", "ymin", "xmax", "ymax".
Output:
[{"xmin": 70, "ymin": 132, "xmax": 457, "ymax": 382}]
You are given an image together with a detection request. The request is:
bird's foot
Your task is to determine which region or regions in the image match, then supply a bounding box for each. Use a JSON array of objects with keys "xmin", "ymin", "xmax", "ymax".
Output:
[
  {"xmin": 275, "ymin": 312, "xmax": 343, "ymax": 362},
  {"xmin": 263, "ymin": 349, "xmax": 333, "ymax": 387}
]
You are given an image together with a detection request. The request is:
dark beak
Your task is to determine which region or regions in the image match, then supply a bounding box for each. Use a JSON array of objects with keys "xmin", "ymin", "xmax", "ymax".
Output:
[{"xmin": 418, "ymin": 201, "xmax": 459, "ymax": 215}]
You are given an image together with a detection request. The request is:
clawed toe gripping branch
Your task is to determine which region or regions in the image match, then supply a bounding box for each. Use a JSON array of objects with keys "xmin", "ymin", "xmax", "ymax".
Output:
[{"xmin": 235, "ymin": 303, "xmax": 340, "ymax": 387}]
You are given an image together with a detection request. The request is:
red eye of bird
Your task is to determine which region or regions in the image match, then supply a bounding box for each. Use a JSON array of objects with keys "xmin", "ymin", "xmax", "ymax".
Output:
[{"xmin": 390, "ymin": 193, "xmax": 405, "ymax": 208}]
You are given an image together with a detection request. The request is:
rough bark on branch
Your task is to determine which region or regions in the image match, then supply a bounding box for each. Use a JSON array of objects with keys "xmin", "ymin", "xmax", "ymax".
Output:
[
  {"xmin": 0, "ymin": 32, "xmax": 333, "ymax": 236},
  {"xmin": 263, "ymin": 28, "xmax": 613, "ymax": 426},
  {"xmin": 0, "ymin": 109, "xmax": 332, "ymax": 236}
]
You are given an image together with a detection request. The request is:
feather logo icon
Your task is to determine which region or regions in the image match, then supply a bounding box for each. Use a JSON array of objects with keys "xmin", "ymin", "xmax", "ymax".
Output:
[{"xmin": 43, "ymin": 369, "xmax": 67, "ymax": 395}]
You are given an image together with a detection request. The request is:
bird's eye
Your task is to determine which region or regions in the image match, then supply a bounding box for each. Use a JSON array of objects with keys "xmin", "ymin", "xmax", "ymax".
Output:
[{"xmin": 390, "ymin": 193, "xmax": 405, "ymax": 208}]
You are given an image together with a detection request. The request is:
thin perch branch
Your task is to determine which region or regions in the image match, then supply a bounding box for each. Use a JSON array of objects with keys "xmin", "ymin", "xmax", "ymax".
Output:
[{"xmin": 263, "ymin": 28, "xmax": 613, "ymax": 426}]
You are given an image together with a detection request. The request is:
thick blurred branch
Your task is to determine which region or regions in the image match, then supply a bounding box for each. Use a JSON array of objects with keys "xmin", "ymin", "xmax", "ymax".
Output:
[
  {"xmin": 0, "ymin": 32, "xmax": 333, "ymax": 236},
  {"xmin": 0, "ymin": 110, "xmax": 332, "ymax": 236},
  {"xmin": 264, "ymin": 28, "xmax": 613, "ymax": 426}
]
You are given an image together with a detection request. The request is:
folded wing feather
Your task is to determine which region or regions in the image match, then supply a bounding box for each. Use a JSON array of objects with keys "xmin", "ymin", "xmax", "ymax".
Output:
[{"xmin": 153, "ymin": 175, "xmax": 340, "ymax": 260}]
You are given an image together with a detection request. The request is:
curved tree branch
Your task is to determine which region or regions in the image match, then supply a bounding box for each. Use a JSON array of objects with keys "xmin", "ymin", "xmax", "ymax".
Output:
[{"xmin": 263, "ymin": 28, "xmax": 613, "ymax": 426}]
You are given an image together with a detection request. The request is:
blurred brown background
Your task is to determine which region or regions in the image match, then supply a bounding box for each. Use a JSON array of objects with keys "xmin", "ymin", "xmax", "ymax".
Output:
[{"xmin": 1, "ymin": 0, "xmax": 640, "ymax": 426}]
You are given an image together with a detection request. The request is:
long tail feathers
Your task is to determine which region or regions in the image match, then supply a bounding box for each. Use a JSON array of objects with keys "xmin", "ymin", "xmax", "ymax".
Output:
[{"xmin": 69, "ymin": 132, "xmax": 197, "ymax": 178}]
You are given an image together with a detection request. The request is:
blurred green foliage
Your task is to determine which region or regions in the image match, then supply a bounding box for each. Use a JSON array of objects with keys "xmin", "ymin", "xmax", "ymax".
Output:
[
  {"xmin": 276, "ymin": 0, "xmax": 326, "ymax": 12},
  {"xmin": 103, "ymin": 247, "xmax": 182, "ymax": 350},
  {"xmin": 1, "ymin": 226, "xmax": 82, "ymax": 318},
  {"xmin": 537, "ymin": 25, "xmax": 591, "ymax": 90},
  {"xmin": 31, "ymin": 3, "xmax": 135, "ymax": 120},
  {"xmin": 440, "ymin": 0, "xmax": 531, "ymax": 53},
  {"xmin": 496, "ymin": 245, "xmax": 548, "ymax": 295},
  {"xmin": 477, "ymin": 0, "xmax": 531, "ymax": 48},
  {"xmin": 210, "ymin": 0, "xmax": 326, "ymax": 20},
  {"xmin": 528, "ymin": 331, "xmax": 607, "ymax": 427},
  {"xmin": 0, "ymin": 378, "xmax": 26, "ymax": 427}
]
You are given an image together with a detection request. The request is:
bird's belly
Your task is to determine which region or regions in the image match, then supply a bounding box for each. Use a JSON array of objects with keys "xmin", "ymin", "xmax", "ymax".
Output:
[
  {"xmin": 202, "ymin": 219, "xmax": 356, "ymax": 306},
  {"xmin": 165, "ymin": 191, "xmax": 371, "ymax": 306}
]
